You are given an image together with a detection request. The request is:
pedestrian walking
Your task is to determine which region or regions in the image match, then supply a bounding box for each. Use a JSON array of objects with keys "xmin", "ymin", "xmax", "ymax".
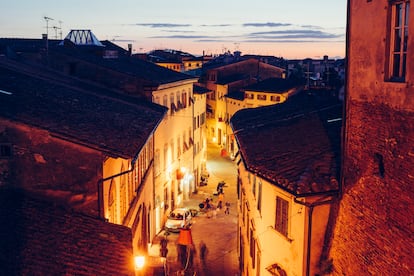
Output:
[
  {"xmin": 199, "ymin": 241, "xmax": 208, "ymax": 266},
  {"xmin": 216, "ymin": 181, "xmax": 225, "ymax": 194},
  {"xmin": 218, "ymin": 193, "xmax": 224, "ymax": 209},
  {"xmin": 225, "ymin": 201, "xmax": 230, "ymax": 215}
]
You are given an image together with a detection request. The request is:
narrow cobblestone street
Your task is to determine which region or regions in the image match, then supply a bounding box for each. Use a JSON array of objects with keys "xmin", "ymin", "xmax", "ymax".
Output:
[{"xmin": 148, "ymin": 142, "xmax": 239, "ymax": 275}]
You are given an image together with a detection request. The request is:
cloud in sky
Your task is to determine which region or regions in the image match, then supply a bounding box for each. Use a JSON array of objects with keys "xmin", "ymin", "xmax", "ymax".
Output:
[
  {"xmin": 199, "ymin": 24, "xmax": 233, "ymax": 27},
  {"xmin": 243, "ymin": 22, "xmax": 292, "ymax": 27},
  {"xmin": 300, "ymin": 24, "xmax": 323, "ymax": 29},
  {"xmin": 162, "ymin": 30, "xmax": 196, "ymax": 33},
  {"xmin": 150, "ymin": 35, "xmax": 212, "ymax": 39},
  {"xmin": 248, "ymin": 30, "xmax": 343, "ymax": 39},
  {"xmin": 134, "ymin": 21, "xmax": 344, "ymax": 44},
  {"xmin": 134, "ymin": 23, "xmax": 191, "ymax": 28}
]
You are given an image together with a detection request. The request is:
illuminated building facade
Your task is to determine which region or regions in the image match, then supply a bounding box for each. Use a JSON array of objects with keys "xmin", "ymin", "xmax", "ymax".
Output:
[{"xmin": 151, "ymin": 77, "xmax": 204, "ymax": 234}]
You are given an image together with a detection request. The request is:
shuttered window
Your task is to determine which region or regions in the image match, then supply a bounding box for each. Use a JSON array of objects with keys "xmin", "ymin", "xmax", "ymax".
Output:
[{"xmin": 275, "ymin": 196, "xmax": 289, "ymax": 237}]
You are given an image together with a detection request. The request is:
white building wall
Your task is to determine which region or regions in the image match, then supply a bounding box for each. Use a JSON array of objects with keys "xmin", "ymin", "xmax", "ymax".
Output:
[
  {"xmin": 238, "ymin": 163, "xmax": 307, "ymax": 276},
  {"xmin": 152, "ymin": 79, "xmax": 201, "ymax": 234},
  {"xmin": 193, "ymin": 92, "xmax": 208, "ymax": 183}
]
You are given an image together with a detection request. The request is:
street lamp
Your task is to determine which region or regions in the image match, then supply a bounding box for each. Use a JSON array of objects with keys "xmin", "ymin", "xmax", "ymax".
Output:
[{"xmin": 134, "ymin": 255, "xmax": 145, "ymax": 271}]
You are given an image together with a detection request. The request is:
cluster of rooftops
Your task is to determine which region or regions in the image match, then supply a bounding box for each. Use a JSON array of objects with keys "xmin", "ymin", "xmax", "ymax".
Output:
[{"xmin": 0, "ymin": 30, "xmax": 343, "ymax": 274}]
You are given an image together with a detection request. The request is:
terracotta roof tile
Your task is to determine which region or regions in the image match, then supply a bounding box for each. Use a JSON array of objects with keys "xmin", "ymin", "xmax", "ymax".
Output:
[
  {"xmin": 0, "ymin": 188, "xmax": 134, "ymax": 275},
  {"xmin": 243, "ymin": 77, "xmax": 297, "ymax": 93},
  {"xmin": 0, "ymin": 63, "xmax": 166, "ymax": 159}
]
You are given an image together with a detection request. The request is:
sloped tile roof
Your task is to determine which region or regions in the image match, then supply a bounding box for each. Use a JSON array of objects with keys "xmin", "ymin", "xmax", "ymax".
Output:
[
  {"xmin": 0, "ymin": 62, "xmax": 166, "ymax": 159},
  {"xmin": 0, "ymin": 188, "xmax": 134, "ymax": 275},
  {"xmin": 53, "ymin": 40, "xmax": 196, "ymax": 86},
  {"xmin": 231, "ymin": 91, "xmax": 342, "ymax": 196},
  {"xmin": 193, "ymin": 84, "xmax": 211, "ymax": 94},
  {"xmin": 243, "ymin": 77, "xmax": 298, "ymax": 93},
  {"xmin": 0, "ymin": 38, "xmax": 196, "ymax": 86},
  {"xmin": 227, "ymin": 90, "xmax": 245, "ymax": 101},
  {"xmin": 216, "ymin": 73, "xmax": 247, "ymax": 85}
]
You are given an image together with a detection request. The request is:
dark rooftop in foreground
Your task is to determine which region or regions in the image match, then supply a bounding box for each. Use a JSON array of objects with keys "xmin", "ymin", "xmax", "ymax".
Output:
[
  {"xmin": 231, "ymin": 90, "xmax": 343, "ymax": 196},
  {"xmin": 0, "ymin": 59, "xmax": 167, "ymax": 159},
  {"xmin": 0, "ymin": 188, "xmax": 134, "ymax": 276}
]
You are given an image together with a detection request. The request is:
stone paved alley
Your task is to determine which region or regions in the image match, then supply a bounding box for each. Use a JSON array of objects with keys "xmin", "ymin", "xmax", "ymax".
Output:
[{"xmin": 148, "ymin": 142, "xmax": 239, "ymax": 276}]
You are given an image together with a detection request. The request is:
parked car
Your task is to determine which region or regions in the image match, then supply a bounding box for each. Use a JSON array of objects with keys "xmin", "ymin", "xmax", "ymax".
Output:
[{"xmin": 165, "ymin": 207, "xmax": 192, "ymax": 232}]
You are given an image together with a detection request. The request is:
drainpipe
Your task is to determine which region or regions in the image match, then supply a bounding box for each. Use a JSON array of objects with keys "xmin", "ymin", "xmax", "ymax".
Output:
[
  {"xmin": 191, "ymin": 94, "xmax": 196, "ymax": 193},
  {"xmin": 306, "ymin": 206, "xmax": 314, "ymax": 276},
  {"xmin": 294, "ymin": 196, "xmax": 336, "ymax": 276}
]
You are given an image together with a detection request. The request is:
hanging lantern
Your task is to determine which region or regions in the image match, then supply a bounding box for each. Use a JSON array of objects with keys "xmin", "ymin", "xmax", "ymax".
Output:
[{"xmin": 176, "ymin": 168, "xmax": 184, "ymax": 180}]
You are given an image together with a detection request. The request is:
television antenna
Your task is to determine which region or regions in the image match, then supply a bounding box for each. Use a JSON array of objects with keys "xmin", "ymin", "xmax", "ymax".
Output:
[
  {"xmin": 43, "ymin": 16, "xmax": 54, "ymax": 37},
  {"xmin": 52, "ymin": 26, "xmax": 60, "ymax": 39},
  {"xmin": 58, "ymin": 20, "xmax": 63, "ymax": 39}
]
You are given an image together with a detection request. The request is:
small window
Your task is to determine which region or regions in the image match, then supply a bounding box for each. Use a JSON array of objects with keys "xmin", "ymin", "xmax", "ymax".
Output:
[
  {"xmin": 154, "ymin": 149, "xmax": 160, "ymax": 176},
  {"xmin": 252, "ymin": 175, "xmax": 256, "ymax": 197},
  {"xmin": 271, "ymin": 95, "xmax": 281, "ymax": 102},
  {"xmin": 388, "ymin": 0, "xmax": 409, "ymax": 81},
  {"xmin": 249, "ymin": 228, "xmax": 256, "ymax": 268},
  {"xmin": 275, "ymin": 196, "xmax": 289, "ymax": 237},
  {"xmin": 257, "ymin": 181, "xmax": 262, "ymax": 212},
  {"xmin": 245, "ymin": 93, "xmax": 254, "ymax": 99}
]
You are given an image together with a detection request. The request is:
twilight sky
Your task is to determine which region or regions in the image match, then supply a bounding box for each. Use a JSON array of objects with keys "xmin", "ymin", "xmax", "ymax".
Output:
[{"xmin": 1, "ymin": 0, "xmax": 347, "ymax": 59}]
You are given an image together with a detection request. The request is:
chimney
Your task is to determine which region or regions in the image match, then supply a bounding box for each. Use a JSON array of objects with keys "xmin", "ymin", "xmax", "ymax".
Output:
[
  {"xmin": 42, "ymin": 33, "xmax": 49, "ymax": 56},
  {"xmin": 42, "ymin": 34, "xmax": 48, "ymax": 46},
  {"xmin": 128, "ymin": 43, "xmax": 132, "ymax": 56}
]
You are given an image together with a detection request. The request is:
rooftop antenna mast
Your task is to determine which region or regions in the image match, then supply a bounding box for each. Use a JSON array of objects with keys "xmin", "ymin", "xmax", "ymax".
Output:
[
  {"xmin": 43, "ymin": 16, "xmax": 54, "ymax": 57},
  {"xmin": 43, "ymin": 16, "xmax": 54, "ymax": 38},
  {"xmin": 52, "ymin": 26, "xmax": 60, "ymax": 39},
  {"xmin": 59, "ymin": 20, "xmax": 63, "ymax": 39},
  {"xmin": 52, "ymin": 21, "xmax": 63, "ymax": 39}
]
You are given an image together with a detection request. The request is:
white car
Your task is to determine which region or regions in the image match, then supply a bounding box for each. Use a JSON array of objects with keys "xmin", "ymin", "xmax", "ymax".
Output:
[{"xmin": 165, "ymin": 208, "xmax": 192, "ymax": 232}]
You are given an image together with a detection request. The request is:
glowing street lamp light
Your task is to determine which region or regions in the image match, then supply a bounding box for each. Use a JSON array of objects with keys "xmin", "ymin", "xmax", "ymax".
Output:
[{"xmin": 134, "ymin": 255, "xmax": 145, "ymax": 271}]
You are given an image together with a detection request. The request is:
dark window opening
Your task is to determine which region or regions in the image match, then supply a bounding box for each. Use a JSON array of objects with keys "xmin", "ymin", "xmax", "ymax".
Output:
[{"xmin": 0, "ymin": 144, "xmax": 12, "ymax": 158}]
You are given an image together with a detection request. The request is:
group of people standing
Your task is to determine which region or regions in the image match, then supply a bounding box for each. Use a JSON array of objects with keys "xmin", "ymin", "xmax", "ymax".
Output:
[{"xmin": 199, "ymin": 181, "xmax": 231, "ymax": 217}]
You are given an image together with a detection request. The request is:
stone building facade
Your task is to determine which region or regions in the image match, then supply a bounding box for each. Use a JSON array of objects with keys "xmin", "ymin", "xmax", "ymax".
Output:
[{"xmin": 329, "ymin": 1, "xmax": 414, "ymax": 274}]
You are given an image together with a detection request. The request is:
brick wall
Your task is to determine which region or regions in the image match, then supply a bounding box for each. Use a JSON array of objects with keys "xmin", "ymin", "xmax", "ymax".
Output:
[{"xmin": 329, "ymin": 100, "xmax": 414, "ymax": 275}]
